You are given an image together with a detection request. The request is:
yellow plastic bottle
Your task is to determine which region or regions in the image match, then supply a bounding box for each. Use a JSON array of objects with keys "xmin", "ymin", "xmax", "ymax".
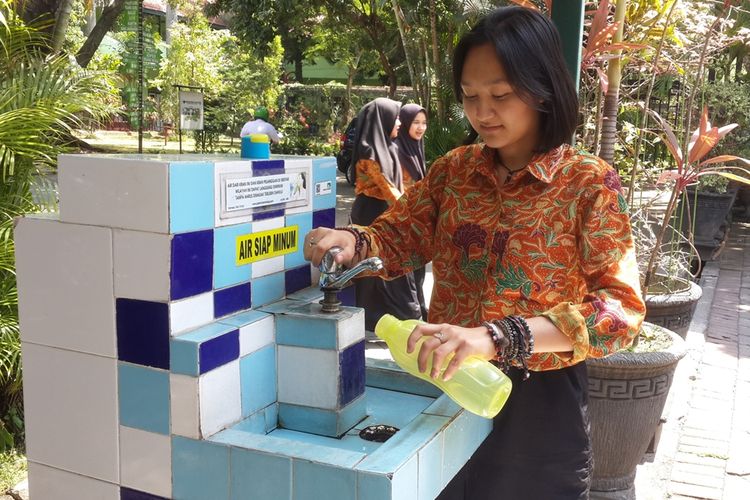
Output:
[{"xmin": 375, "ymin": 314, "xmax": 512, "ymax": 418}]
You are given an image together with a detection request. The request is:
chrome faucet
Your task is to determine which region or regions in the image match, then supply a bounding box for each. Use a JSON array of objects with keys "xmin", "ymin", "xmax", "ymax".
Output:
[{"xmin": 318, "ymin": 247, "xmax": 383, "ymax": 313}]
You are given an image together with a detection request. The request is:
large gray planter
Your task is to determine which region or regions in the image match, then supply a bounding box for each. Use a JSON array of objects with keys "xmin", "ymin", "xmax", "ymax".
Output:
[
  {"xmin": 587, "ymin": 324, "xmax": 687, "ymax": 498},
  {"xmin": 644, "ymin": 279, "xmax": 702, "ymax": 339}
]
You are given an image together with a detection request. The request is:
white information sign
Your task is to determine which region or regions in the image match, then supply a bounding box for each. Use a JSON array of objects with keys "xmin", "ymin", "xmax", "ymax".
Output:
[
  {"xmin": 179, "ymin": 90, "xmax": 204, "ymax": 130},
  {"xmin": 224, "ymin": 172, "xmax": 308, "ymax": 213}
]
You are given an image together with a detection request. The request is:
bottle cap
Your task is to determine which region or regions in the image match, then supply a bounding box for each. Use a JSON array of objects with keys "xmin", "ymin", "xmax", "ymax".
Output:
[{"xmin": 249, "ymin": 133, "xmax": 270, "ymax": 143}]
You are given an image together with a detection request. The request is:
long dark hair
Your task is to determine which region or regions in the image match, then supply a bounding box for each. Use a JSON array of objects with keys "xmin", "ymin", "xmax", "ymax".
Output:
[{"xmin": 453, "ymin": 7, "xmax": 578, "ymax": 151}]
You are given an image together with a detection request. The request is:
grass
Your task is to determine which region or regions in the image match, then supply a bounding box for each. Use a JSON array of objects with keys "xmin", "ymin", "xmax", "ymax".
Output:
[
  {"xmin": 74, "ymin": 129, "xmax": 241, "ymax": 155},
  {"xmin": 0, "ymin": 450, "xmax": 26, "ymax": 493}
]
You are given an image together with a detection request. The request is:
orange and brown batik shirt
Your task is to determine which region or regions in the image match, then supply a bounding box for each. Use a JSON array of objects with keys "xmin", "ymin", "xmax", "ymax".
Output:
[
  {"xmin": 355, "ymin": 159, "xmax": 402, "ymax": 203},
  {"xmin": 357, "ymin": 143, "xmax": 646, "ymax": 372}
]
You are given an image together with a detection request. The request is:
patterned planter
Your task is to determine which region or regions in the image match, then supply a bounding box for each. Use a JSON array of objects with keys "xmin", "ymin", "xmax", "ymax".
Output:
[
  {"xmin": 681, "ymin": 188, "xmax": 737, "ymax": 261},
  {"xmin": 644, "ymin": 278, "xmax": 702, "ymax": 339},
  {"xmin": 587, "ymin": 324, "xmax": 687, "ymax": 497}
]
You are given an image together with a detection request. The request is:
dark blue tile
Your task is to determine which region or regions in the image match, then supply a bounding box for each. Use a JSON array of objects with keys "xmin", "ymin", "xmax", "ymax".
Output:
[
  {"xmin": 120, "ymin": 486, "xmax": 169, "ymax": 500},
  {"xmin": 171, "ymin": 230, "xmax": 214, "ymax": 300},
  {"xmin": 339, "ymin": 283, "xmax": 356, "ymax": 307},
  {"xmin": 285, "ymin": 265, "xmax": 311, "ymax": 295},
  {"xmin": 339, "ymin": 340, "xmax": 365, "ymax": 406},
  {"xmin": 214, "ymin": 283, "xmax": 251, "ymax": 318},
  {"xmin": 312, "ymin": 208, "xmax": 335, "ymax": 229},
  {"xmin": 116, "ymin": 299, "xmax": 169, "ymax": 369},
  {"xmin": 251, "ymin": 159, "xmax": 285, "ymax": 174},
  {"xmin": 253, "ymin": 208, "xmax": 285, "ymax": 221},
  {"xmin": 199, "ymin": 329, "xmax": 239, "ymax": 374}
]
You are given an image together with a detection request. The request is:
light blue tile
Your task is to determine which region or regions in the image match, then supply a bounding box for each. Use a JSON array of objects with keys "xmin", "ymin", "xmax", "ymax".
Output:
[
  {"xmin": 170, "ymin": 322, "xmax": 238, "ymax": 376},
  {"xmin": 257, "ymin": 299, "xmax": 302, "ymax": 314},
  {"xmin": 272, "ymin": 428, "xmax": 380, "ymax": 455},
  {"xmin": 213, "ymin": 223, "xmax": 252, "ymax": 289},
  {"xmin": 275, "ymin": 314, "xmax": 337, "ymax": 349},
  {"xmin": 277, "ymin": 396, "xmax": 367, "ymax": 438},
  {"xmin": 286, "ymin": 286, "xmax": 324, "ymax": 303},
  {"xmin": 251, "ymin": 272, "xmax": 285, "ymax": 308},
  {"xmin": 230, "ymin": 448, "xmax": 291, "ymax": 500},
  {"xmin": 231, "ymin": 411, "xmax": 266, "ymax": 434},
  {"xmin": 312, "ymin": 157, "xmax": 337, "ymax": 211},
  {"xmin": 210, "ymin": 429, "xmax": 366, "ymax": 467},
  {"xmin": 170, "ymin": 162, "xmax": 215, "ymax": 233},
  {"xmin": 284, "ymin": 212, "xmax": 313, "ymax": 268},
  {"xmin": 365, "ymin": 358, "xmax": 443, "ymax": 398},
  {"xmin": 361, "ymin": 387, "xmax": 435, "ymax": 430},
  {"xmin": 359, "ymin": 455, "xmax": 418, "ymax": 500},
  {"xmin": 356, "ymin": 414, "xmax": 448, "ymax": 475},
  {"xmin": 240, "ymin": 344, "xmax": 276, "ymax": 415},
  {"xmin": 293, "ymin": 461, "xmax": 356, "ymax": 500},
  {"xmin": 441, "ymin": 410, "xmax": 492, "ymax": 485},
  {"xmin": 417, "ymin": 434, "xmax": 444, "ymax": 500},
  {"xmin": 172, "ymin": 436, "xmax": 230, "ymax": 500},
  {"xmin": 265, "ymin": 402, "xmax": 278, "ymax": 432},
  {"xmin": 118, "ymin": 363, "xmax": 170, "ymax": 435},
  {"xmin": 217, "ymin": 309, "xmax": 271, "ymax": 329},
  {"xmin": 423, "ymin": 395, "xmax": 462, "ymax": 417}
]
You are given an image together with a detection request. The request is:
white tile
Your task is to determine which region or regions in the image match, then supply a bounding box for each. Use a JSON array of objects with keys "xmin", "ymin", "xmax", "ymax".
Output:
[
  {"xmin": 15, "ymin": 217, "xmax": 116, "ymax": 356},
  {"xmin": 240, "ymin": 315, "xmax": 275, "ymax": 356},
  {"xmin": 284, "ymin": 159, "xmax": 313, "ymax": 215},
  {"xmin": 22, "ymin": 343, "xmax": 119, "ymax": 482},
  {"xmin": 28, "ymin": 462, "xmax": 119, "ymax": 500},
  {"xmin": 251, "ymin": 216, "xmax": 286, "ymax": 278},
  {"xmin": 170, "ymin": 374, "xmax": 199, "ymax": 438},
  {"xmin": 170, "ymin": 292, "xmax": 214, "ymax": 335},
  {"xmin": 114, "ymin": 230, "xmax": 171, "ymax": 301},
  {"xmin": 337, "ymin": 309, "xmax": 365, "ymax": 350},
  {"xmin": 58, "ymin": 155, "xmax": 169, "ymax": 232},
  {"xmin": 277, "ymin": 346, "xmax": 338, "ymax": 409},
  {"xmin": 120, "ymin": 426, "xmax": 172, "ymax": 498},
  {"xmin": 199, "ymin": 360, "xmax": 241, "ymax": 437},
  {"xmin": 214, "ymin": 160, "xmax": 255, "ymax": 227}
]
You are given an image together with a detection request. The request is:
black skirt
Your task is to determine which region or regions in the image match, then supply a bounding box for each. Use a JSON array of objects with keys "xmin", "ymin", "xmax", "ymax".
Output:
[
  {"xmin": 351, "ymin": 193, "xmax": 422, "ymax": 331},
  {"xmin": 438, "ymin": 362, "xmax": 592, "ymax": 500}
]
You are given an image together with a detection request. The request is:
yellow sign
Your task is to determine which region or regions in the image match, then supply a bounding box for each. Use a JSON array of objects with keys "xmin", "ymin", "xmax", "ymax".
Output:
[{"xmin": 236, "ymin": 225, "xmax": 299, "ymax": 265}]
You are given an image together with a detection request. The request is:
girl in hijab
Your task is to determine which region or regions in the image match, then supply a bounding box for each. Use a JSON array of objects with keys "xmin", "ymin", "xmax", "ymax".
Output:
[
  {"xmin": 349, "ymin": 97, "xmax": 423, "ymax": 332},
  {"xmin": 394, "ymin": 103, "xmax": 429, "ymax": 321}
]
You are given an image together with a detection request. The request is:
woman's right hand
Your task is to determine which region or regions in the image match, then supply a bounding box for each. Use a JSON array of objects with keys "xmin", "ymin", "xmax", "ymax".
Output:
[{"xmin": 302, "ymin": 228, "xmax": 357, "ymax": 267}]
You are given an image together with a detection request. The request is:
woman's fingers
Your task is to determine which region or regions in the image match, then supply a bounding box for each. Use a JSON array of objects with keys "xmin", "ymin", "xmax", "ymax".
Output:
[{"xmin": 302, "ymin": 229, "xmax": 356, "ymax": 266}]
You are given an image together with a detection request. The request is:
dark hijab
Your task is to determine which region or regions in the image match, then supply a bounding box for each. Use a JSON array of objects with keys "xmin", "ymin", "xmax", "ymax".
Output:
[
  {"xmin": 394, "ymin": 104, "xmax": 427, "ymax": 181},
  {"xmin": 350, "ymin": 97, "xmax": 402, "ymax": 189}
]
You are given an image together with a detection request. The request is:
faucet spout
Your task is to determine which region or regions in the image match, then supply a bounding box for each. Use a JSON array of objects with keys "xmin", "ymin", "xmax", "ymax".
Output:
[{"xmin": 317, "ymin": 247, "xmax": 384, "ymax": 313}]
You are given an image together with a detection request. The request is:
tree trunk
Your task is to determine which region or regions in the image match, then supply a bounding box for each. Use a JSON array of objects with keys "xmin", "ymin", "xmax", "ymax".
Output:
[
  {"xmin": 75, "ymin": 0, "xmax": 128, "ymax": 68},
  {"xmin": 392, "ymin": 0, "xmax": 421, "ymax": 106},
  {"xmin": 345, "ymin": 65, "xmax": 356, "ymax": 123},
  {"xmin": 19, "ymin": 0, "xmax": 59, "ymax": 37},
  {"xmin": 294, "ymin": 52, "xmax": 304, "ymax": 82},
  {"xmin": 377, "ymin": 48, "xmax": 398, "ymax": 98},
  {"xmin": 597, "ymin": 0, "xmax": 627, "ymax": 166},
  {"xmin": 165, "ymin": 3, "xmax": 178, "ymax": 44},
  {"xmin": 429, "ymin": 0, "xmax": 444, "ymax": 121},
  {"xmin": 51, "ymin": 0, "xmax": 75, "ymax": 53}
]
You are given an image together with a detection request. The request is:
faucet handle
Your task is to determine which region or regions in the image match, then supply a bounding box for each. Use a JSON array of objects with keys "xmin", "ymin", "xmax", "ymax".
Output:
[{"xmin": 318, "ymin": 246, "xmax": 344, "ymax": 288}]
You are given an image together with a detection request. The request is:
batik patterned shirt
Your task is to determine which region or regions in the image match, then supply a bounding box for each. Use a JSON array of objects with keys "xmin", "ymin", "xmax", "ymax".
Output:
[
  {"xmin": 355, "ymin": 159, "xmax": 402, "ymax": 203},
  {"xmin": 357, "ymin": 143, "xmax": 645, "ymax": 371}
]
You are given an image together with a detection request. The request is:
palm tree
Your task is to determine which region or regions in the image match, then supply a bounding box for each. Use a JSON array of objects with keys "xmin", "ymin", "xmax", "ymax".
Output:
[{"xmin": 0, "ymin": 0, "xmax": 117, "ymax": 448}]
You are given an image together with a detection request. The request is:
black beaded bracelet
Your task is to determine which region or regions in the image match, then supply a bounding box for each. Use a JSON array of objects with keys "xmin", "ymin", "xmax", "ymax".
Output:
[
  {"xmin": 335, "ymin": 226, "xmax": 372, "ymax": 259},
  {"xmin": 489, "ymin": 316, "xmax": 534, "ymax": 381}
]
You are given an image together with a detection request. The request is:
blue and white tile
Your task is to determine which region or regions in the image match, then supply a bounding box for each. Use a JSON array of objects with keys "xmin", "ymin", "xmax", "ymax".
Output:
[
  {"xmin": 58, "ymin": 155, "xmax": 169, "ymax": 232},
  {"xmin": 169, "ymin": 374, "xmax": 199, "ymax": 439},
  {"xmin": 218, "ymin": 310, "xmax": 274, "ymax": 357},
  {"xmin": 22, "ymin": 343, "xmax": 118, "ymax": 482},
  {"xmin": 339, "ymin": 341, "xmax": 365, "ymax": 406},
  {"xmin": 170, "ymin": 229, "xmax": 213, "ymax": 300},
  {"xmin": 251, "ymin": 272, "xmax": 285, "ymax": 308},
  {"xmin": 293, "ymin": 461, "xmax": 356, "ymax": 500},
  {"xmin": 170, "ymin": 322, "xmax": 239, "ymax": 376},
  {"xmin": 118, "ymin": 362, "xmax": 170, "ymax": 435},
  {"xmin": 441, "ymin": 410, "xmax": 492, "ymax": 485},
  {"xmin": 312, "ymin": 207, "xmax": 335, "ymax": 229},
  {"xmin": 277, "ymin": 345, "xmax": 338, "ymax": 409},
  {"xmin": 213, "ymin": 282, "xmax": 251, "ymax": 318},
  {"xmin": 119, "ymin": 425, "xmax": 172, "ymax": 498},
  {"xmin": 265, "ymin": 402, "xmax": 279, "ymax": 432},
  {"xmin": 312, "ymin": 157, "xmax": 337, "ymax": 211},
  {"xmin": 199, "ymin": 360, "xmax": 241, "ymax": 437},
  {"xmin": 275, "ymin": 304, "xmax": 363, "ymax": 350},
  {"xmin": 417, "ymin": 433, "xmax": 444, "ymax": 500},
  {"xmin": 284, "ymin": 212, "xmax": 312, "ymax": 269},
  {"xmin": 230, "ymin": 448, "xmax": 292, "ymax": 500},
  {"xmin": 27, "ymin": 462, "xmax": 119, "ymax": 500},
  {"xmin": 117, "ymin": 299, "xmax": 170, "ymax": 370},
  {"xmin": 277, "ymin": 395, "xmax": 366, "ymax": 437},
  {"xmin": 240, "ymin": 344, "xmax": 276, "ymax": 416},
  {"xmin": 250, "ymin": 216, "xmax": 286, "ymax": 278},
  {"xmin": 213, "ymin": 160, "xmax": 255, "ymax": 227},
  {"xmin": 286, "ymin": 285, "xmax": 324, "ymax": 304},
  {"xmin": 120, "ymin": 486, "xmax": 171, "ymax": 500},
  {"xmin": 169, "ymin": 292, "xmax": 214, "ymax": 336},
  {"xmin": 284, "ymin": 265, "xmax": 312, "ymax": 296},
  {"xmin": 113, "ymin": 230, "xmax": 171, "ymax": 301},
  {"xmin": 169, "ymin": 161, "xmax": 215, "ymax": 233},
  {"xmin": 172, "ymin": 436, "xmax": 230, "ymax": 500},
  {"xmin": 284, "ymin": 159, "xmax": 313, "ymax": 215},
  {"xmin": 358, "ymin": 455, "xmax": 418, "ymax": 500},
  {"xmin": 213, "ymin": 223, "xmax": 252, "ymax": 289},
  {"xmin": 15, "ymin": 217, "xmax": 116, "ymax": 356}
]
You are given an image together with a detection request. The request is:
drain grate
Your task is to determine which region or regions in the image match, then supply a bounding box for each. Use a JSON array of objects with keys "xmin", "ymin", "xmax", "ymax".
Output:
[{"xmin": 359, "ymin": 424, "xmax": 399, "ymax": 442}]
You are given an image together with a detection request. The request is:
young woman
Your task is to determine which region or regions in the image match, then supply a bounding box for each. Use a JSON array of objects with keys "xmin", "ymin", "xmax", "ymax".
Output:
[
  {"xmin": 348, "ymin": 98, "xmax": 423, "ymax": 331},
  {"xmin": 307, "ymin": 7, "xmax": 645, "ymax": 498},
  {"xmin": 394, "ymin": 103, "xmax": 429, "ymax": 321}
]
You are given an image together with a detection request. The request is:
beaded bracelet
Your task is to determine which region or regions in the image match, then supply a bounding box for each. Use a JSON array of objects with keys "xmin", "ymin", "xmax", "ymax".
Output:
[
  {"xmin": 488, "ymin": 316, "xmax": 535, "ymax": 381},
  {"xmin": 335, "ymin": 226, "xmax": 372, "ymax": 260},
  {"xmin": 482, "ymin": 321, "xmax": 508, "ymax": 355}
]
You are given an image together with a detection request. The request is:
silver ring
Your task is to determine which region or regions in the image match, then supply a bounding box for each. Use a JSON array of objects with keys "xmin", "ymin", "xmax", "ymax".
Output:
[
  {"xmin": 434, "ymin": 332, "xmax": 446, "ymax": 343},
  {"xmin": 308, "ymin": 238, "xmax": 316, "ymax": 247}
]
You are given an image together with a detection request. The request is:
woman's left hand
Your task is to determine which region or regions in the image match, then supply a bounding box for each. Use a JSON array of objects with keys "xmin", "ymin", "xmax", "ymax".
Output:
[{"xmin": 406, "ymin": 322, "xmax": 496, "ymax": 381}]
